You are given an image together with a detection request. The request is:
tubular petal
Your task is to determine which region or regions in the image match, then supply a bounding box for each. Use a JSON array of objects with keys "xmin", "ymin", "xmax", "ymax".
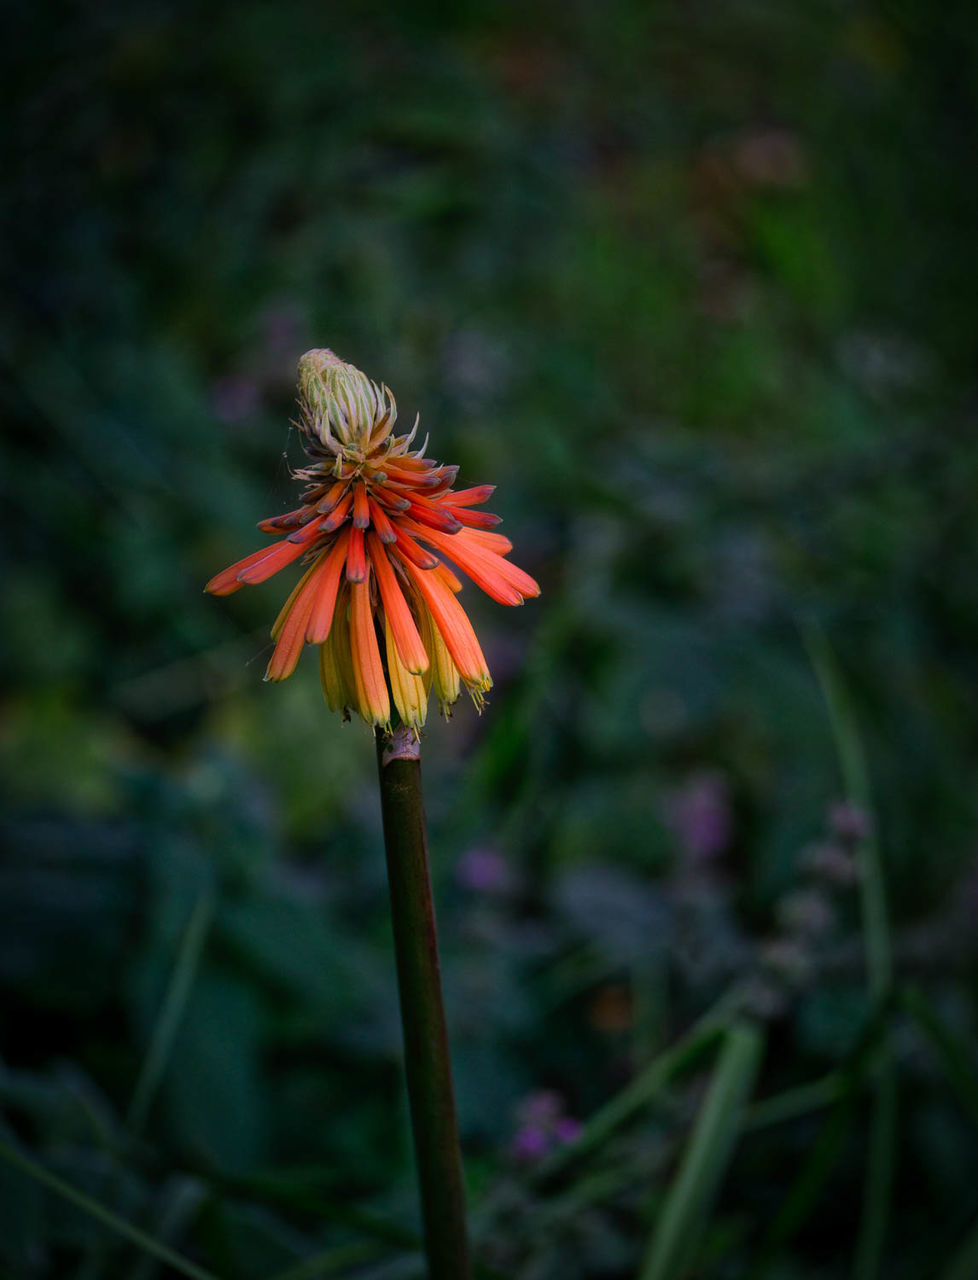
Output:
[
  {"xmin": 321, "ymin": 491, "xmax": 353, "ymax": 532},
  {"xmin": 319, "ymin": 589, "xmax": 356, "ymax": 715},
  {"xmin": 447, "ymin": 485, "xmax": 495, "ymax": 508},
  {"xmin": 405, "ymin": 525, "xmax": 534, "ymax": 605},
  {"xmin": 258, "ymin": 506, "xmax": 307, "ymax": 532},
  {"xmin": 236, "ymin": 537, "xmax": 313, "ymax": 586},
  {"xmin": 370, "ymin": 486, "xmax": 411, "ymax": 512},
  {"xmin": 367, "ymin": 533, "xmax": 429, "ymax": 674},
  {"xmin": 443, "ymin": 506, "xmax": 502, "ymax": 529},
  {"xmin": 401, "ymin": 558, "xmax": 491, "ymax": 688},
  {"xmin": 346, "ymin": 527, "xmax": 368, "ymax": 582},
  {"xmin": 419, "ymin": 603, "xmax": 461, "ymax": 712},
  {"xmin": 206, "ymin": 544, "xmax": 279, "ymax": 595},
  {"xmin": 392, "ymin": 528, "xmax": 440, "ymax": 570},
  {"xmin": 316, "ymin": 481, "xmax": 348, "ymax": 514},
  {"xmin": 460, "ymin": 527, "xmax": 514, "ymax": 555},
  {"xmin": 381, "ymin": 464, "xmax": 444, "ymax": 488},
  {"xmin": 265, "ymin": 565, "xmax": 323, "ymax": 680},
  {"xmin": 349, "ymin": 576, "xmax": 391, "ymax": 728},
  {"xmin": 402, "ymin": 490, "xmax": 464, "ymax": 532},
  {"xmin": 367, "ymin": 497, "xmax": 397, "ymax": 543},
  {"xmin": 271, "ymin": 556, "xmax": 323, "ymax": 640},
  {"xmin": 286, "ymin": 516, "xmax": 326, "ymax": 545},
  {"xmin": 305, "ymin": 529, "xmax": 351, "ymax": 642},
  {"xmin": 433, "ymin": 564, "xmax": 463, "ymax": 594},
  {"xmin": 352, "ymin": 482, "xmax": 370, "ymax": 529},
  {"xmin": 384, "ymin": 615, "xmax": 427, "ymax": 730}
]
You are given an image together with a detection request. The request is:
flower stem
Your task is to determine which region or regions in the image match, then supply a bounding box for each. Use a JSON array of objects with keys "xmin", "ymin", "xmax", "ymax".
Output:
[{"xmin": 376, "ymin": 726, "xmax": 471, "ymax": 1280}]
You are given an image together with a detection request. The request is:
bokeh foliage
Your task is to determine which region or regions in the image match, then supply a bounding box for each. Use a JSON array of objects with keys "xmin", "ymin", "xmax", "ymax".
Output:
[{"xmin": 2, "ymin": 0, "xmax": 978, "ymax": 1277}]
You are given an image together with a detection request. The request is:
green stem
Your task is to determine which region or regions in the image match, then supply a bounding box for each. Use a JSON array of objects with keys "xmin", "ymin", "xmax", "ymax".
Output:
[{"xmin": 376, "ymin": 727, "xmax": 470, "ymax": 1280}]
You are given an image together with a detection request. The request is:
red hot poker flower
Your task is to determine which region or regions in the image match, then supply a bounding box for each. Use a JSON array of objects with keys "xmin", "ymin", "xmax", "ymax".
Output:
[{"xmin": 206, "ymin": 348, "xmax": 540, "ymax": 731}]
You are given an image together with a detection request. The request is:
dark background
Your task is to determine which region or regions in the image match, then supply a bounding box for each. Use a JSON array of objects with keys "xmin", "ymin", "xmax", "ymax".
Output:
[{"xmin": 3, "ymin": 1, "xmax": 978, "ymax": 1277}]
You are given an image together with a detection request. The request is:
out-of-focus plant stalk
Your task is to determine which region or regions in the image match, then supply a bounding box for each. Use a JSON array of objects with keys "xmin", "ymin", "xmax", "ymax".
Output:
[
  {"xmin": 376, "ymin": 726, "xmax": 470, "ymax": 1280},
  {"xmin": 805, "ymin": 624, "xmax": 894, "ymax": 1280}
]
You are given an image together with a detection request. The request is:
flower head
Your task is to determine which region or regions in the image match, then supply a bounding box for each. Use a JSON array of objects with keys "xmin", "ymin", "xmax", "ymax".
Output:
[{"xmin": 206, "ymin": 348, "xmax": 540, "ymax": 732}]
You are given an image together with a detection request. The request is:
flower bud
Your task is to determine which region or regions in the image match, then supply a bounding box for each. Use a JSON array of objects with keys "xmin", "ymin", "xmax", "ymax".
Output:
[{"xmin": 297, "ymin": 348, "xmax": 393, "ymax": 451}]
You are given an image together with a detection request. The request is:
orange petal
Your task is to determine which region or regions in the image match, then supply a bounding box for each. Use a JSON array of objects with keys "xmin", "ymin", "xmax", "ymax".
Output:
[
  {"xmin": 265, "ymin": 563, "xmax": 325, "ymax": 681},
  {"xmin": 433, "ymin": 564, "xmax": 463, "ymax": 594},
  {"xmin": 346, "ymin": 526, "xmax": 367, "ymax": 582},
  {"xmin": 321, "ymin": 490, "xmax": 353, "ymax": 533},
  {"xmin": 349, "ymin": 575, "xmax": 390, "ymax": 728},
  {"xmin": 392, "ymin": 528, "xmax": 440, "ymax": 570},
  {"xmin": 285, "ymin": 516, "xmax": 326, "ymax": 545},
  {"xmin": 384, "ymin": 613, "xmax": 428, "ymax": 730},
  {"xmin": 352, "ymin": 482, "xmax": 370, "ymax": 529},
  {"xmin": 404, "ymin": 492, "xmax": 463, "ymax": 533},
  {"xmin": 370, "ymin": 484, "xmax": 410, "ymax": 512},
  {"xmin": 405, "ymin": 525, "xmax": 536, "ymax": 605},
  {"xmin": 367, "ymin": 496, "xmax": 397, "ymax": 543},
  {"xmin": 419, "ymin": 601, "xmax": 461, "ymax": 712},
  {"xmin": 443, "ymin": 506, "xmax": 501, "ymax": 529},
  {"xmin": 258, "ymin": 505, "xmax": 307, "ymax": 532},
  {"xmin": 306, "ymin": 529, "xmax": 351, "ymax": 642},
  {"xmin": 206, "ymin": 544, "xmax": 279, "ymax": 595},
  {"xmin": 447, "ymin": 485, "xmax": 495, "ymax": 508},
  {"xmin": 316, "ymin": 481, "xmax": 349, "ymax": 514},
  {"xmin": 379, "ymin": 464, "xmax": 444, "ymax": 488},
  {"xmin": 461, "ymin": 527, "xmax": 513, "ymax": 555},
  {"xmin": 319, "ymin": 587, "xmax": 356, "ymax": 715},
  {"xmin": 401, "ymin": 558, "xmax": 490, "ymax": 688},
  {"xmin": 367, "ymin": 533, "xmax": 429, "ymax": 674},
  {"xmin": 232, "ymin": 537, "xmax": 313, "ymax": 587}
]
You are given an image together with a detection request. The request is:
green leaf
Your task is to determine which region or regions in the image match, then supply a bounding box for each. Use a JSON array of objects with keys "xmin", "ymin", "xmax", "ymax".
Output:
[{"xmin": 640, "ymin": 1019, "xmax": 765, "ymax": 1280}]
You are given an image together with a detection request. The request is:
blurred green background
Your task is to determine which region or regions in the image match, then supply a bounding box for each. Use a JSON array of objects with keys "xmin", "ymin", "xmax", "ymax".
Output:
[{"xmin": 3, "ymin": 1, "xmax": 978, "ymax": 1277}]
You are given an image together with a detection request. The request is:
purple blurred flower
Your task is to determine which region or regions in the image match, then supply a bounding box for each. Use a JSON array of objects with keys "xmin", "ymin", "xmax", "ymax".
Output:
[
  {"xmin": 456, "ymin": 847, "xmax": 511, "ymax": 895},
  {"xmin": 777, "ymin": 888, "xmax": 834, "ymax": 939},
  {"xmin": 554, "ymin": 1117, "xmax": 582, "ymax": 1144},
  {"xmin": 828, "ymin": 800, "xmax": 873, "ymax": 844},
  {"xmin": 510, "ymin": 1090, "xmax": 581, "ymax": 1163},
  {"xmin": 665, "ymin": 770, "xmax": 732, "ymax": 864},
  {"xmin": 511, "ymin": 1126, "xmax": 550, "ymax": 1161},
  {"xmin": 801, "ymin": 841, "xmax": 859, "ymax": 886}
]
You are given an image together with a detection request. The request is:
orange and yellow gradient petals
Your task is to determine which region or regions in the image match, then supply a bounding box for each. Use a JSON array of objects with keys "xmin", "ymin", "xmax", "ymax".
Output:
[
  {"xmin": 265, "ymin": 558, "xmax": 329, "ymax": 681},
  {"xmin": 205, "ymin": 537, "xmax": 309, "ymax": 596},
  {"xmin": 384, "ymin": 614, "xmax": 427, "ymax": 731},
  {"xmin": 406, "ymin": 525, "xmax": 539, "ymax": 606},
  {"xmin": 419, "ymin": 602, "xmax": 461, "ymax": 714},
  {"xmin": 319, "ymin": 588, "xmax": 356, "ymax": 716},
  {"xmin": 305, "ymin": 529, "xmax": 351, "ymax": 643},
  {"xmin": 367, "ymin": 533, "xmax": 429, "ymax": 674},
  {"xmin": 400, "ymin": 556, "xmax": 491, "ymax": 696},
  {"xmin": 349, "ymin": 575, "xmax": 391, "ymax": 729}
]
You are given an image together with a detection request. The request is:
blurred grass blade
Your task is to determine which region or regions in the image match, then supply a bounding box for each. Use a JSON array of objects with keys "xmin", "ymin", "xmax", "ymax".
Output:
[
  {"xmin": 747, "ymin": 1090, "xmax": 856, "ymax": 1280},
  {"xmin": 745, "ymin": 1070, "xmax": 847, "ymax": 1132},
  {"xmin": 640, "ymin": 1019, "xmax": 764, "ymax": 1280},
  {"xmin": 0, "ymin": 1136, "xmax": 218, "ymax": 1280},
  {"xmin": 127, "ymin": 1177, "xmax": 208, "ymax": 1280},
  {"xmin": 534, "ymin": 989, "xmax": 743, "ymax": 1183},
  {"xmin": 804, "ymin": 623, "xmax": 895, "ymax": 1280},
  {"xmin": 803, "ymin": 624, "xmax": 891, "ymax": 999},
  {"xmin": 901, "ymin": 987, "xmax": 978, "ymax": 1130},
  {"xmin": 127, "ymin": 891, "xmax": 214, "ymax": 1137},
  {"xmin": 263, "ymin": 1240, "xmax": 387, "ymax": 1280},
  {"xmin": 939, "ymin": 1216, "xmax": 978, "ymax": 1280}
]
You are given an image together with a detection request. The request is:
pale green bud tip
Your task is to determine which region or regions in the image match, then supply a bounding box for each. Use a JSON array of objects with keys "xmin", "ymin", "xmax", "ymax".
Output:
[{"xmin": 296, "ymin": 348, "xmax": 394, "ymax": 452}]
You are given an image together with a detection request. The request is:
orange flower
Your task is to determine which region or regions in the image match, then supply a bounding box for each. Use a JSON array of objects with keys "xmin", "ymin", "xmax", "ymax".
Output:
[{"xmin": 206, "ymin": 349, "xmax": 540, "ymax": 731}]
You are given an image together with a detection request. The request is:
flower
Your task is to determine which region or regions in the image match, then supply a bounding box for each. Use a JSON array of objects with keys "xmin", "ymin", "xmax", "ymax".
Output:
[{"xmin": 206, "ymin": 349, "xmax": 540, "ymax": 731}]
